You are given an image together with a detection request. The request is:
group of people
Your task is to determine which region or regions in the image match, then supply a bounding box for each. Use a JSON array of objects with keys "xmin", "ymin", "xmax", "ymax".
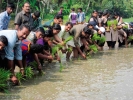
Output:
[{"xmin": 0, "ymin": 2, "xmax": 133, "ymax": 85}]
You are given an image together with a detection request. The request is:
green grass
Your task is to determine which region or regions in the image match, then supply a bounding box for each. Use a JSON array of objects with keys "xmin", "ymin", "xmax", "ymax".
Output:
[{"xmin": 123, "ymin": 17, "xmax": 133, "ymax": 23}]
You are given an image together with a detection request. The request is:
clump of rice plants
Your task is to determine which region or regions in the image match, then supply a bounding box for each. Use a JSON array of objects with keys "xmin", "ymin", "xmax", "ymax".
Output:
[
  {"xmin": 127, "ymin": 36, "xmax": 133, "ymax": 42},
  {"xmin": 25, "ymin": 66, "xmax": 34, "ymax": 79},
  {"xmin": 0, "ymin": 68, "xmax": 11, "ymax": 92},
  {"xmin": 92, "ymin": 33, "xmax": 101, "ymax": 41},
  {"xmin": 89, "ymin": 45, "xmax": 98, "ymax": 53},
  {"xmin": 98, "ymin": 37, "xmax": 106, "ymax": 45},
  {"xmin": 64, "ymin": 36, "xmax": 73, "ymax": 43},
  {"xmin": 16, "ymin": 72, "xmax": 25, "ymax": 85}
]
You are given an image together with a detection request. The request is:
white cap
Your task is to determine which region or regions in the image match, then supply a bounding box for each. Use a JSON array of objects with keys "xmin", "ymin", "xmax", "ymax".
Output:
[{"xmin": 99, "ymin": 27, "xmax": 105, "ymax": 33}]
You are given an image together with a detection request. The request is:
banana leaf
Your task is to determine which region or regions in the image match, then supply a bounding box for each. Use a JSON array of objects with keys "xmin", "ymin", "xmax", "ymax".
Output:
[{"xmin": 89, "ymin": 45, "xmax": 98, "ymax": 53}]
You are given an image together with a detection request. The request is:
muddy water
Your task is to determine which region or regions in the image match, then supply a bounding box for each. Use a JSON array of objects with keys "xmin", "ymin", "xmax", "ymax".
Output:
[{"xmin": 1, "ymin": 45, "xmax": 133, "ymax": 100}]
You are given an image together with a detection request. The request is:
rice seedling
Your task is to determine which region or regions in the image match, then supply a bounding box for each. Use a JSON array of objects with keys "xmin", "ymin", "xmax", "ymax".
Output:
[
  {"xmin": 127, "ymin": 36, "xmax": 133, "ymax": 42},
  {"xmin": 0, "ymin": 68, "xmax": 11, "ymax": 92},
  {"xmin": 58, "ymin": 50, "xmax": 65, "ymax": 72},
  {"xmin": 25, "ymin": 66, "xmax": 34, "ymax": 79},
  {"xmin": 64, "ymin": 36, "xmax": 73, "ymax": 44},
  {"xmin": 67, "ymin": 47, "xmax": 72, "ymax": 52},
  {"xmin": 16, "ymin": 72, "xmax": 25, "ymax": 85},
  {"xmin": 89, "ymin": 45, "xmax": 98, "ymax": 53},
  {"xmin": 92, "ymin": 33, "xmax": 101, "ymax": 41},
  {"xmin": 98, "ymin": 37, "xmax": 106, "ymax": 45}
]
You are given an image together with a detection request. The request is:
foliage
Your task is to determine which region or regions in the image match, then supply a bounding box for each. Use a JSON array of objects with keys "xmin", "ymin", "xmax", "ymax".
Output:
[
  {"xmin": 98, "ymin": 37, "xmax": 106, "ymax": 45},
  {"xmin": 92, "ymin": 33, "xmax": 101, "ymax": 41},
  {"xmin": 89, "ymin": 45, "xmax": 98, "ymax": 53},
  {"xmin": 127, "ymin": 36, "xmax": 133, "ymax": 42},
  {"xmin": 25, "ymin": 66, "xmax": 34, "ymax": 79},
  {"xmin": 0, "ymin": 68, "xmax": 11, "ymax": 92}
]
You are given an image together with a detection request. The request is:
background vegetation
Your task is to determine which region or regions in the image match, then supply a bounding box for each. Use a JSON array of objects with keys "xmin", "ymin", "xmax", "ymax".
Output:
[{"xmin": 0, "ymin": 0, "xmax": 132, "ymax": 26}]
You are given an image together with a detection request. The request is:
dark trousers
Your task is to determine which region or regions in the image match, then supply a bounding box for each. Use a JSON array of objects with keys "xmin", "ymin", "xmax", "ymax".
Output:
[{"xmin": 107, "ymin": 41, "xmax": 116, "ymax": 48}]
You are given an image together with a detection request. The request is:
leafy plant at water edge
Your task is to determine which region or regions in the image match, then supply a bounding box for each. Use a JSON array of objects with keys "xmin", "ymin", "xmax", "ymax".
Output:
[
  {"xmin": 92, "ymin": 33, "xmax": 101, "ymax": 41},
  {"xmin": 25, "ymin": 67, "xmax": 34, "ymax": 79},
  {"xmin": 16, "ymin": 72, "xmax": 25, "ymax": 85},
  {"xmin": 0, "ymin": 68, "xmax": 11, "ymax": 92},
  {"xmin": 89, "ymin": 45, "xmax": 98, "ymax": 53},
  {"xmin": 127, "ymin": 36, "xmax": 133, "ymax": 42},
  {"xmin": 98, "ymin": 37, "xmax": 106, "ymax": 45}
]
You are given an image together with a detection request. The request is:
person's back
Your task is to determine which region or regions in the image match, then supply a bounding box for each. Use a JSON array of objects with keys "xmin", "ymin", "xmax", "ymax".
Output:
[{"xmin": 69, "ymin": 8, "xmax": 77, "ymax": 25}]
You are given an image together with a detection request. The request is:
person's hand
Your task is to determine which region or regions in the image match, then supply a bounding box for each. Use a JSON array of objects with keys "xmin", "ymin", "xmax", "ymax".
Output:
[
  {"xmin": 37, "ymin": 64, "xmax": 42, "ymax": 71},
  {"xmin": 85, "ymin": 45, "xmax": 89, "ymax": 50},
  {"xmin": 81, "ymin": 53, "xmax": 86, "ymax": 59},
  {"xmin": 11, "ymin": 75, "xmax": 18, "ymax": 84},
  {"xmin": 59, "ymin": 42, "xmax": 65, "ymax": 46},
  {"xmin": 48, "ymin": 55, "xmax": 53, "ymax": 60},
  {"xmin": 20, "ymin": 68, "xmax": 24, "ymax": 76}
]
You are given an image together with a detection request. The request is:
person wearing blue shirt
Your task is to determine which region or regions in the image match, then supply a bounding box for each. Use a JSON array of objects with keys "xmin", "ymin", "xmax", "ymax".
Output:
[
  {"xmin": 77, "ymin": 8, "xmax": 86, "ymax": 24},
  {"xmin": 0, "ymin": 3, "xmax": 15, "ymax": 30},
  {"xmin": 0, "ymin": 25, "xmax": 30, "ymax": 84}
]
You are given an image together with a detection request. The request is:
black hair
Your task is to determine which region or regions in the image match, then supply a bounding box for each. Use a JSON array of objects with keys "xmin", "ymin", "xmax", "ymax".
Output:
[
  {"xmin": 92, "ymin": 10, "xmax": 98, "ymax": 13},
  {"xmin": 54, "ymin": 14, "xmax": 63, "ymax": 19},
  {"xmin": 65, "ymin": 22, "xmax": 73, "ymax": 27},
  {"xmin": 71, "ymin": 8, "xmax": 75, "ymax": 11},
  {"xmin": 114, "ymin": 12, "xmax": 120, "ymax": 16},
  {"xmin": 78, "ymin": 8, "xmax": 82, "ymax": 11},
  {"xmin": 83, "ymin": 26, "xmax": 93, "ymax": 35},
  {"xmin": 60, "ymin": 7, "xmax": 64, "ymax": 9},
  {"xmin": 33, "ymin": 11, "xmax": 40, "ymax": 18},
  {"xmin": 19, "ymin": 24, "xmax": 31, "ymax": 32},
  {"xmin": 23, "ymin": 2, "xmax": 30, "ymax": 7},
  {"xmin": 36, "ymin": 27, "xmax": 45, "ymax": 35},
  {"xmin": 44, "ymin": 30, "xmax": 54, "ymax": 37},
  {"xmin": 52, "ymin": 24, "xmax": 61, "ymax": 30},
  {"xmin": 7, "ymin": 3, "xmax": 15, "ymax": 9},
  {"xmin": 30, "ymin": 44, "xmax": 43, "ymax": 54},
  {"xmin": 0, "ymin": 35, "xmax": 8, "ymax": 46},
  {"xmin": 98, "ymin": 11, "xmax": 103, "ymax": 18},
  {"xmin": 102, "ymin": 11, "xmax": 108, "ymax": 16}
]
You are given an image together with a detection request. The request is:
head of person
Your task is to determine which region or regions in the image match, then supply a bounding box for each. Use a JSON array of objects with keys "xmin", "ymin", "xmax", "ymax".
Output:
[
  {"xmin": 88, "ymin": 21, "xmax": 95, "ymax": 29},
  {"xmin": 65, "ymin": 22, "xmax": 73, "ymax": 32},
  {"xmin": 6, "ymin": 3, "xmax": 15, "ymax": 14},
  {"xmin": 35, "ymin": 27, "xmax": 45, "ymax": 39},
  {"xmin": 98, "ymin": 11, "xmax": 103, "ymax": 18},
  {"xmin": 60, "ymin": 7, "xmax": 64, "ymax": 11},
  {"xmin": 52, "ymin": 24, "xmax": 61, "ymax": 35},
  {"xmin": 71, "ymin": 8, "xmax": 75, "ymax": 12},
  {"xmin": 30, "ymin": 44, "xmax": 43, "ymax": 54},
  {"xmin": 114, "ymin": 12, "xmax": 120, "ymax": 19},
  {"xmin": 0, "ymin": 35, "xmax": 8, "ymax": 50},
  {"xmin": 78, "ymin": 8, "xmax": 82, "ymax": 12},
  {"xmin": 92, "ymin": 10, "xmax": 98, "ymax": 17},
  {"xmin": 22, "ymin": 2, "xmax": 30, "ymax": 13},
  {"xmin": 129, "ymin": 22, "xmax": 133, "ymax": 28},
  {"xmin": 82, "ymin": 26, "xmax": 93, "ymax": 38},
  {"xmin": 97, "ymin": 27, "xmax": 105, "ymax": 34},
  {"xmin": 54, "ymin": 14, "xmax": 63, "ymax": 24},
  {"xmin": 17, "ymin": 25, "xmax": 31, "ymax": 40},
  {"xmin": 32, "ymin": 11, "xmax": 40, "ymax": 20}
]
